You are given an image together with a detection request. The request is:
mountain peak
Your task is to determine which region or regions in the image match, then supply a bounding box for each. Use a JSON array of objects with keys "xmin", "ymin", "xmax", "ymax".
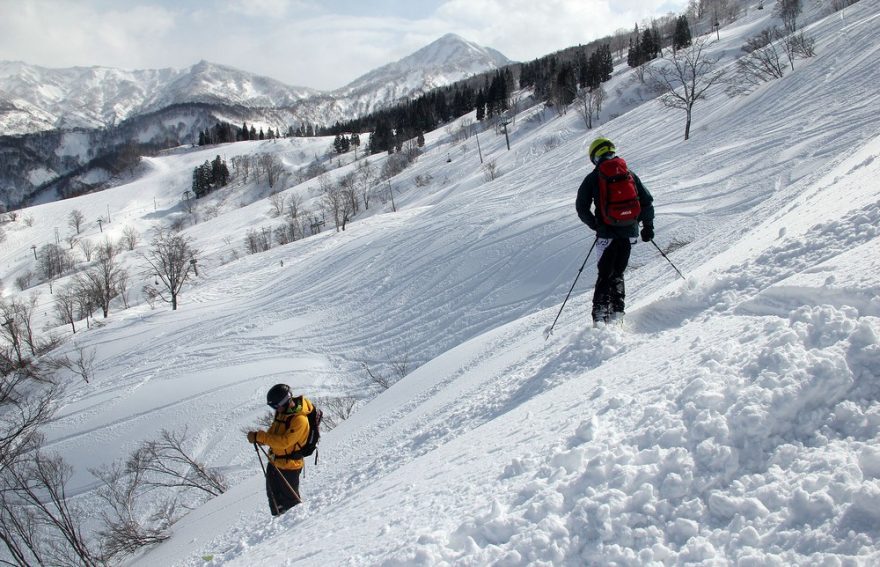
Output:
[{"xmin": 337, "ymin": 34, "xmax": 511, "ymax": 99}]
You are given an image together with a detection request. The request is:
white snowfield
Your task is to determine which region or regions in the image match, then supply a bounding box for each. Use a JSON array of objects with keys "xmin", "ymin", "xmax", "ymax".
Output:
[{"xmin": 2, "ymin": 2, "xmax": 879, "ymax": 566}]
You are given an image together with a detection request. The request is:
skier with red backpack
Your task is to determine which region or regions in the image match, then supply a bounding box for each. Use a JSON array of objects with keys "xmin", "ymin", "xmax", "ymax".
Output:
[{"xmin": 576, "ymin": 138, "xmax": 655, "ymax": 326}]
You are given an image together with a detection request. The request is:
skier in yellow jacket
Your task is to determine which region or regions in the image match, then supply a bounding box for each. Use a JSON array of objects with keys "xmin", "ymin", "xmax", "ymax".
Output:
[{"xmin": 247, "ymin": 384, "xmax": 314, "ymax": 516}]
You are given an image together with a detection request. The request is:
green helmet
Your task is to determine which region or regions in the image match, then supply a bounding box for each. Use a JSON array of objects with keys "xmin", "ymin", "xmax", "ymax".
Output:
[{"xmin": 589, "ymin": 137, "xmax": 616, "ymax": 165}]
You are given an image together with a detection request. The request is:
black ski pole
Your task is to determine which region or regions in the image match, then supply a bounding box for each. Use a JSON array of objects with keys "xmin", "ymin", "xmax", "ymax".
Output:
[
  {"xmin": 544, "ymin": 238, "xmax": 598, "ymax": 340},
  {"xmin": 651, "ymin": 240, "xmax": 686, "ymax": 281},
  {"xmin": 256, "ymin": 443, "xmax": 303, "ymax": 504},
  {"xmin": 255, "ymin": 443, "xmax": 283, "ymax": 515}
]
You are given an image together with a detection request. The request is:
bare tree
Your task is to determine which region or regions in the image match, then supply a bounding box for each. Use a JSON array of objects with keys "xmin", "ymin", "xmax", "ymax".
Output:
[
  {"xmin": 67, "ymin": 209, "xmax": 84, "ymax": 235},
  {"xmin": 775, "ymin": 0, "xmax": 802, "ymax": 32},
  {"xmin": 268, "ymin": 191, "xmax": 286, "ymax": 217},
  {"xmin": 361, "ymin": 348, "xmax": 412, "ymax": 392},
  {"xmin": 0, "ymin": 295, "xmax": 41, "ymax": 367},
  {"xmin": 319, "ymin": 174, "xmax": 344, "ymax": 231},
  {"xmin": 13, "ymin": 271, "xmax": 32, "ymax": 292},
  {"xmin": 362, "ymin": 362, "xmax": 391, "ymax": 390},
  {"xmin": 401, "ymin": 138, "xmax": 421, "ymax": 162},
  {"xmin": 231, "ymin": 154, "xmax": 251, "ymax": 183},
  {"xmin": 79, "ymin": 239, "xmax": 127, "ymax": 318},
  {"xmin": 15, "ymin": 294, "xmax": 40, "ymax": 358},
  {"xmin": 2, "ymin": 450, "xmax": 102, "ymax": 566},
  {"xmin": 37, "ymin": 243, "xmax": 72, "ymax": 283},
  {"xmin": 782, "ymin": 31, "xmax": 816, "ymax": 70},
  {"xmin": 0, "ymin": 371, "xmax": 57, "ymax": 470},
  {"xmin": 116, "ymin": 270, "xmax": 131, "ymax": 309},
  {"xmin": 482, "ymin": 160, "xmax": 501, "ymax": 182},
  {"xmin": 92, "ymin": 457, "xmax": 171, "ymax": 560},
  {"xmin": 593, "ymin": 87, "xmax": 607, "ymax": 121},
  {"xmin": 244, "ymin": 228, "xmax": 272, "ymax": 254},
  {"xmin": 315, "ymin": 396, "xmax": 359, "ymax": 429},
  {"xmin": 285, "ymin": 194, "xmax": 304, "ymax": 240},
  {"xmin": 79, "ymin": 238, "xmax": 96, "ymax": 262},
  {"xmin": 647, "ymin": 36, "xmax": 724, "ymax": 140},
  {"xmin": 141, "ymin": 230, "xmax": 199, "ymax": 311},
  {"xmin": 89, "ymin": 428, "xmax": 225, "ymax": 562},
  {"xmin": 356, "ymin": 159, "xmax": 376, "ymax": 210},
  {"xmin": 48, "ymin": 344, "xmax": 97, "ymax": 383},
  {"xmin": 137, "ymin": 429, "xmax": 227, "ymax": 497},
  {"xmin": 339, "ymin": 172, "xmax": 359, "ymax": 218},
  {"xmin": 726, "ymin": 28, "xmax": 786, "ymax": 95},
  {"xmin": 54, "ymin": 284, "xmax": 79, "ymax": 334},
  {"xmin": 575, "ymin": 86, "xmax": 607, "ymax": 129},
  {"xmin": 258, "ymin": 153, "xmax": 284, "ymax": 189},
  {"xmin": 121, "ymin": 226, "xmax": 140, "ymax": 251}
]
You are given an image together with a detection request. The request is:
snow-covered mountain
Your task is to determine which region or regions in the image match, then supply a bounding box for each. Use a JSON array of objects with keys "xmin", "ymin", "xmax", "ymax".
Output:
[
  {"xmin": 0, "ymin": 34, "xmax": 509, "ymax": 137},
  {"xmin": 332, "ymin": 33, "xmax": 511, "ymax": 114},
  {"xmin": 0, "ymin": 59, "xmax": 318, "ymax": 134}
]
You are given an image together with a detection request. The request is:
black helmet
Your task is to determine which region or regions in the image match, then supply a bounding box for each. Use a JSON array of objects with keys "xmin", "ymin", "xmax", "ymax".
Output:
[{"xmin": 266, "ymin": 384, "xmax": 292, "ymax": 409}]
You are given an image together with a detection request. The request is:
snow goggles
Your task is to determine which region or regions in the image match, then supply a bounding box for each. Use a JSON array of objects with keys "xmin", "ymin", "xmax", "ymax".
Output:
[{"xmin": 268, "ymin": 392, "xmax": 291, "ymax": 410}]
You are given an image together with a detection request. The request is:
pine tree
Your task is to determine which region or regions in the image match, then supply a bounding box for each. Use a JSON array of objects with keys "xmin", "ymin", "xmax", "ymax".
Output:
[
  {"xmin": 673, "ymin": 15, "xmax": 692, "ymax": 51},
  {"xmin": 640, "ymin": 28, "xmax": 657, "ymax": 63},
  {"xmin": 211, "ymin": 155, "xmax": 229, "ymax": 187},
  {"xmin": 599, "ymin": 44, "xmax": 614, "ymax": 81},
  {"xmin": 555, "ymin": 63, "xmax": 577, "ymax": 106}
]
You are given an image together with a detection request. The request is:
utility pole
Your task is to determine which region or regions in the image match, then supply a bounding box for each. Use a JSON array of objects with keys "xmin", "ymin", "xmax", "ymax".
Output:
[
  {"xmin": 501, "ymin": 118, "xmax": 511, "ymax": 151},
  {"xmin": 387, "ymin": 181, "xmax": 396, "ymax": 212},
  {"xmin": 31, "ymin": 244, "xmax": 37, "ymax": 260},
  {"xmin": 97, "ymin": 218, "xmax": 103, "ymax": 233},
  {"xmin": 107, "ymin": 204, "xmax": 111, "ymax": 223},
  {"xmin": 475, "ymin": 130, "xmax": 484, "ymax": 164}
]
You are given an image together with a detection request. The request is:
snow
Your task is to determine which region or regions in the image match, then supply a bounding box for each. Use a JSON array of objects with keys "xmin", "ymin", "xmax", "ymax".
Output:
[{"xmin": 1, "ymin": 2, "xmax": 879, "ymax": 566}]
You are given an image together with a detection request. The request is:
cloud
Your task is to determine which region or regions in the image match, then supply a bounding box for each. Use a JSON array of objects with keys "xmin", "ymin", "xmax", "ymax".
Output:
[
  {"xmin": 432, "ymin": 0, "xmax": 688, "ymax": 61},
  {"xmin": 221, "ymin": 0, "xmax": 312, "ymax": 19},
  {"xmin": 0, "ymin": 0, "xmax": 689, "ymax": 90},
  {"xmin": 0, "ymin": 1, "xmax": 176, "ymax": 70}
]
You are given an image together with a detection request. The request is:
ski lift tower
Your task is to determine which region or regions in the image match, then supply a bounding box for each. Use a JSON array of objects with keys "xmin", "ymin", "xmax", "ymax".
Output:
[{"xmin": 500, "ymin": 116, "xmax": 511, "ymax": 151}]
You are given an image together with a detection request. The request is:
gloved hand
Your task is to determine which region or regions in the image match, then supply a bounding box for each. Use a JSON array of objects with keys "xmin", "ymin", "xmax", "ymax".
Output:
[
  {"xmin": 640, "ymin": 222, "xmax": 654, "ymax": 242},
  {"xmin": 586, "ymin": 216, "xmax": 597, "ymax": 231},
  {"xmin": 247, "ymin": 431, "xmax": 259, "ymax": 444}
]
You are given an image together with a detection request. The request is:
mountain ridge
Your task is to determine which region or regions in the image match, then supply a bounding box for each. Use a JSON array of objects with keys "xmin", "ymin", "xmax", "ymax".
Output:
[{"xmin": 0, "ymin": 34, "xmax": 511, "ymax": 137}]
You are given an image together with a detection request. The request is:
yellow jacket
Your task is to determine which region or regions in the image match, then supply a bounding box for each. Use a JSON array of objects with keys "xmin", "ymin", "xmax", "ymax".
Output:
[{"xmin": 256, "ymin": 396, "xmax": 314, "ymax": 470}]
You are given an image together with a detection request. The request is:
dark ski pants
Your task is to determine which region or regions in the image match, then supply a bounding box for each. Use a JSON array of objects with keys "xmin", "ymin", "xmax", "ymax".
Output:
[
  {"xmin": 266, "ymin": 466, "xmax": 301, "ymax": 516},
  {"xmin": 592, "ymin": 237, "xmax": 632, "ymax": 322}
]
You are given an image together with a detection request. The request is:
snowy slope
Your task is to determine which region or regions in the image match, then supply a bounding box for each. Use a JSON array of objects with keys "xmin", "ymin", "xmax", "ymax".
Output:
[{"xmin": 1, "ymin": 2, "xmax": 878, "ymax": 566}]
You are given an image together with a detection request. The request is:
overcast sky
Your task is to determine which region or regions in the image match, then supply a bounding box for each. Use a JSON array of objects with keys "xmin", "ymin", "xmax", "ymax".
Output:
[{"xmin": 0, "ymin": 0, "xmax": 689, "ymax": 91}]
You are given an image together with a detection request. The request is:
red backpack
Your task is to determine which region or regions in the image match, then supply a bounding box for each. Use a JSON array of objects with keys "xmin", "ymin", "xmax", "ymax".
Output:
[{"xmin": 597, "ymin": 157, "xmax": 641, "ymax": 226}]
